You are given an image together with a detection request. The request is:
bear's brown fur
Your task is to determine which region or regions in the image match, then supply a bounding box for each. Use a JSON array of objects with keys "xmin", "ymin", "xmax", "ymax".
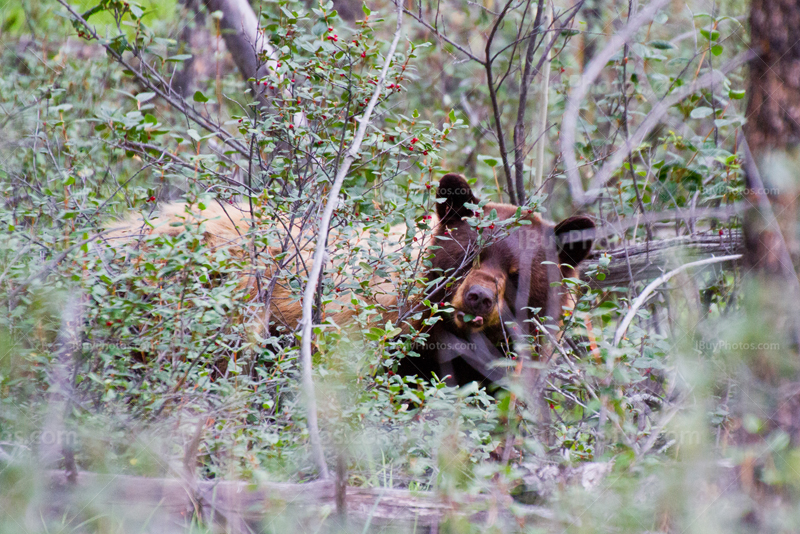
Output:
[{"xmin": 396, "ymin": 174, "xmax": 595, "ymax": 386}]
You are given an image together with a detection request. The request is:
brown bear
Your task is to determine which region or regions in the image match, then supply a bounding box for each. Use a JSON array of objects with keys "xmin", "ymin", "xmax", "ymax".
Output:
[
  {"xmin": 106, "ymin": 174, "xmax": 594, "ymax": 387},
  {"xmin": 394, "ymin": 173, "xmax": 595, "ymax": 386}
]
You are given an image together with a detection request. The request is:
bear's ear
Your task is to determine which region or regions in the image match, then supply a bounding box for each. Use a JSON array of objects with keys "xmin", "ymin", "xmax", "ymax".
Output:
[
  {"xmin": 436, "ymin": 174, "xmax": 478, "ymax": 222},
  {"xmin": 554, "ymin": 216, "xmax": 595, "ymax": 267}
]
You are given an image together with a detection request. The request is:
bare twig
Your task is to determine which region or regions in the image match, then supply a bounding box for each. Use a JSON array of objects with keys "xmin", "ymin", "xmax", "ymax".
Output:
[
  {"xmin": 485, "ymin": 0, "xmax": 519, "ymax": 204},
  {"xmin": 298, "ymin": 1, "xmax": 405, "ymax": 479},
  {"xmin": 514, "ymin": 0, "xmax": 546, "ymax": 203}
]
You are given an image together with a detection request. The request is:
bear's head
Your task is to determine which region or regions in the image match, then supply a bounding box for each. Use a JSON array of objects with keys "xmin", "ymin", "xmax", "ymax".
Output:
[{"xmin": 427, "ymin": 173, "xmax": 595, "ymax": 339}]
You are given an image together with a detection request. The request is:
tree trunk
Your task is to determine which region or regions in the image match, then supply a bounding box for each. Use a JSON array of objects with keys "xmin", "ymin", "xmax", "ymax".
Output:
[
  {"xmin": 735, "ymin": 0, "xmax": 800, "ymax": 497},
  {"xmin": 744, "ymin": 0, "xmax": 800, "ymax": 272}
]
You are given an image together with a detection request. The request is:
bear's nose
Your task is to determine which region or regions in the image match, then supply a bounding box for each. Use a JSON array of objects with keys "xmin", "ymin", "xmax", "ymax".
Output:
[{"xmin": 464, "ymin": 285, "xmax": 494, "ymax": 315}]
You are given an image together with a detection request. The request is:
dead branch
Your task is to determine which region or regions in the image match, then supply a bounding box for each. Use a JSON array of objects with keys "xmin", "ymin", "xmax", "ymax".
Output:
[{"xmin": 581, "ymin": 231, "xmax": 743, "ymax": 289}]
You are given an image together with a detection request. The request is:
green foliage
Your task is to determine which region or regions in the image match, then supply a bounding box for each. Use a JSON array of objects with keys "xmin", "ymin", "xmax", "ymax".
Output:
[{"xmin": 0, "ymin": 0, "xmax": 793, "ymax": 532}]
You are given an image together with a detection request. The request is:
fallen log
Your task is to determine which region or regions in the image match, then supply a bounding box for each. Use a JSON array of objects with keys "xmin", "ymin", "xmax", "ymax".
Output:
[
  {"xmin": 581, "ymin": 231, "xmax": 743, "ymax": 289},
  {"xmin": 41, "ymin": 465, "xmax": 608, "ymax": 532}
]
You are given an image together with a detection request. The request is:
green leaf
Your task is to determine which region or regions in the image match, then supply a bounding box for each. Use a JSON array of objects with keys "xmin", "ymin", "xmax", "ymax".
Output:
[
  {"xmin": 711, "ymin": 44, "xmax": 723, "ymax": 56},
  {"xmin": 167, "ymin": 54, "xmax": 193, "ymax": 62},
  {"xmin": 690, "ymin": 107, "xmax": 714, "ymax": 119},
  {"xmin": 648, "ymin": 40, "xmax": 675, "ymax": 50},
  {"xmin": 136, "ymin": 92, "xmax": 156, "ymax": 103},
  {"xmin": 362, "ymin": 3, "xmax": 371, "ymax": 15},
  {"xmin": 187, "ymin": 129, "xmax": 201, "ymax": 142},
  {"xmin": 193, "ymin": 91, "xmax": 209, "ymax": 103},
  {"xmin": 478, "ymin": 155, "xmax": 498, "ymax": 167},
  {"xmin": 63, "ymin": 175, "xmax": 75, "ymax": 186},
  {"xmin": 699, "ymin": 28, "xmax": 720, "ymax": 41},
  {"xmin": 729, "ymin": 89, "xmax": 746, "ymax": 100}
]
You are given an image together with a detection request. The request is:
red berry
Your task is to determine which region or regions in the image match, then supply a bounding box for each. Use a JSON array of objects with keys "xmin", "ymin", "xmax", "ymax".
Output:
[
  {"xmin": 361, "ymin": 52, "xmax": 366, "ymax": 58},
  {"xmin": 489, "ymin": 224, "xmax": 495, "ymax": 230},
  {"xmin": 106, "ymin": 321, "xmax": 113, "ymax": 326},
  {"xmin": 425, "ymin": 183, "xmax": 431, "ymax": 189},
  {"xmin": 149, "ymin": 196, "xmax": 156, "ymax": 201},
  {"xmin": 423, "ymin": 151, "xmax": 428, "ymax": 155},
  {"xmin": 328, "ymin": 26, "xmax": 333, "ymax": 32},
  {"xmin": 411, "ymin": 137, "xmax": 418, "ymax": 144},
  {"xmin": 291, "ymin": 79, "xmax": 295, "ymax": 82},
  {"xmin": 719, "ymin": 229, "xmax": 724, "ymax": 236}
]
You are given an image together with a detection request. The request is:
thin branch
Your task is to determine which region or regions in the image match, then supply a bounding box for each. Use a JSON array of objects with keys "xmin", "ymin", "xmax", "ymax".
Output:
[
  {"xmin": 513, "ymin": 0, "xmax": 545, "ymax": 206},
  {"xmin": 484, "ymin": 0, "xmax": 518, "ymax": 205},
  {"xmin": 402, "ymin": 8, "xmax": 485, "ymax": 64},
  {"xmin": 298, "ymin": 1, "xmax": 404, "ymax": 479}
]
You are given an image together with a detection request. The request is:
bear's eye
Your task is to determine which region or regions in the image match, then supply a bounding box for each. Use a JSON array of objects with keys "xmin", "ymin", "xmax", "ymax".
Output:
[{"xmin": 508, "ymin": 271, "xmax": 520, "ymax": 286}]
